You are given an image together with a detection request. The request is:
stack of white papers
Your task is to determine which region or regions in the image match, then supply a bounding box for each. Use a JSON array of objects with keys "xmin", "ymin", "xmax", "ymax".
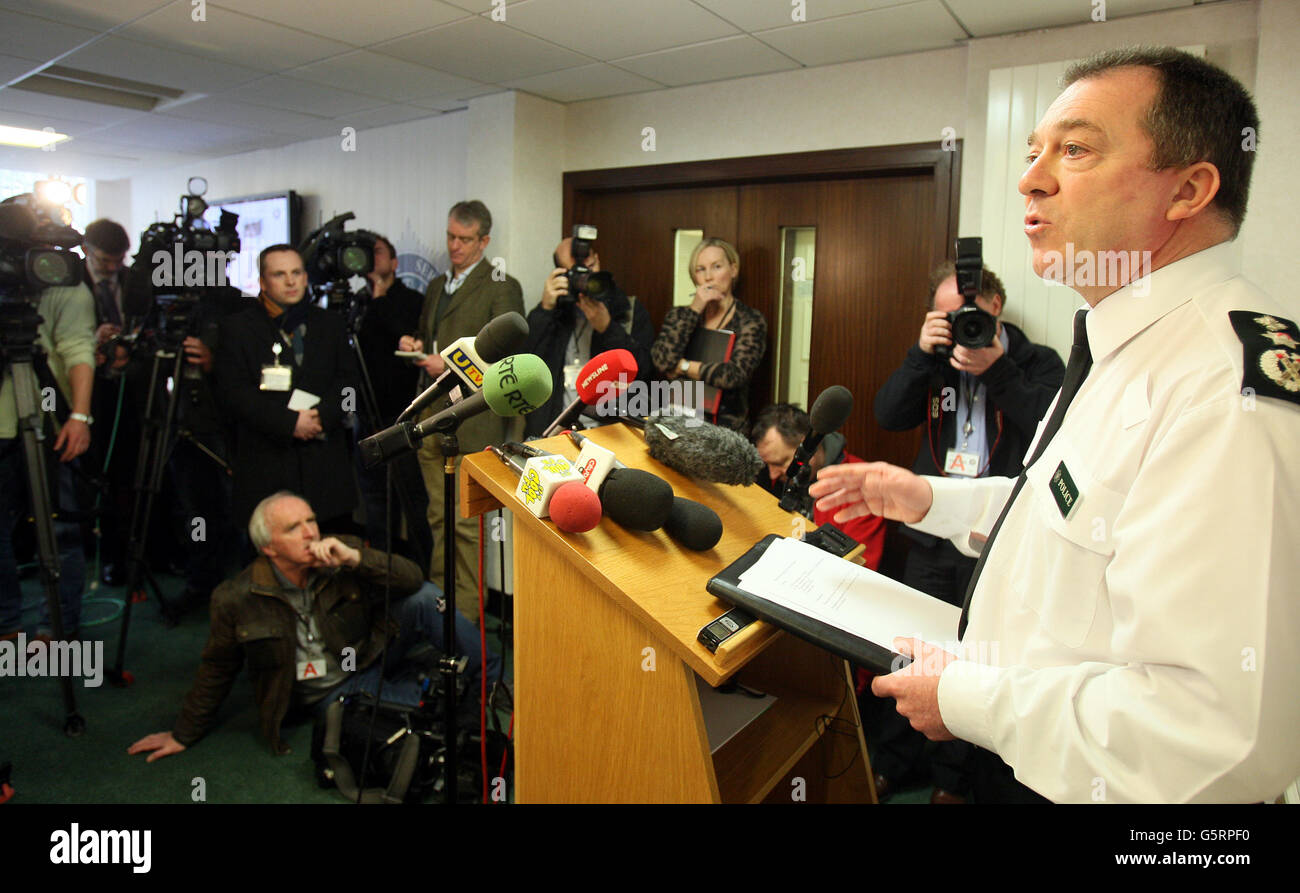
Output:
[{"xmin": 736, "ymin": 538, "xmax": 960, "ymax": 651}]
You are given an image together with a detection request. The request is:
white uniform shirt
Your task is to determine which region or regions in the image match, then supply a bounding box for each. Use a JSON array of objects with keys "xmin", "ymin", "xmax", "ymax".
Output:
[{"xmin": 911, "ymin": 242, "xmax": 1300, "ymax": 803}]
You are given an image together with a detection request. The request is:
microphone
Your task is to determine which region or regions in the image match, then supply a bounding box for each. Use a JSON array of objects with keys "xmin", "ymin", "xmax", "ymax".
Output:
[
  {"xmin": 599, "ymin": 468, "xmax": 674, "ymax": 531},
  {"xmin": 780, "ymin": 386, "xmax": 854, "ymax": 509},
  {"xmin": 397, "ymin": 311, "xmax": 529, "ymax": 422},
  {"xmin": 642, "ymin": 415, "xmax": 764, "ymax": 486},
  {"xmin": 664, "ymin": 497, "xmax": 723, "ymax": 552},
  {"xmin": 487, "ymin": 445, "xmax": 602, "ymax": 532},
  {"xmin": 541, "ymin": 348, "xmax": 637, "ymax": 437},
  {"xmin": 361, "ymin": 353, "xmax": 551, "ymax": 467}
]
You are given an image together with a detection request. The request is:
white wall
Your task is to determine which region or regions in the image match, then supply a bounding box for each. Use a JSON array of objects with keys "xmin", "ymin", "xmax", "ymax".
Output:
[
  {"xmin": 116, "ymin": 111, "xmax": 469, "ymax": 289},
  {"xmin": 564, "ymin": 45, "xmax": 968, "ymax": 171}
]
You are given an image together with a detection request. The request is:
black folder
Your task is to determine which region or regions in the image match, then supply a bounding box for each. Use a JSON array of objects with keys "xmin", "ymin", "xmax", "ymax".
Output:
[{"xmin": 706, "ymin": 535, "xmax": 911, "ymax": 674}]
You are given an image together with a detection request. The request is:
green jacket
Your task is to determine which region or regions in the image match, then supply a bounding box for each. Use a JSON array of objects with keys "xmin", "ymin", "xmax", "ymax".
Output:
[
  {"xmin": 416, "ymin": 259, "xmax": 525, "ymax": 452},
  {"xmin": 172, "ymin": 538, "xmax": 424, "ymax": 754},
  {"xmin": 0, "ymin": 284, "xmax": 96, "ymax": 439}
]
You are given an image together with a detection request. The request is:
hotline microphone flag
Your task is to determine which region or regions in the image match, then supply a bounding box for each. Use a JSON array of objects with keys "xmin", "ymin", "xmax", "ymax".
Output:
[
  {"xmin": 397, "ymin": 310, "xmax": 529, "ymax": 422},
  {"xmin": 361, "ymin": 353, "xmax": 551, "ymax": 467},
  {"xmin": 541, "ymin": 348, "xmax": 637, "ymax": 437}
]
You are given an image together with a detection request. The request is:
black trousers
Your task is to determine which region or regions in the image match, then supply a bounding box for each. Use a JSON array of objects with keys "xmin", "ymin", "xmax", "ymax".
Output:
[
  {"xmin": 870, "ymin": 537, "xmax": 975, "ymax": 793},
  {"xmin": 969, "ymin": 747, "xmax": 1053, "ymax": 803}
]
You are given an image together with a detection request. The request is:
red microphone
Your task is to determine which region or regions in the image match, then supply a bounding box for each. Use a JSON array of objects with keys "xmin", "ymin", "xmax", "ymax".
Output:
[{"xmin": 541, "ymin": 348, "xmax": 637, "ymax": 437}]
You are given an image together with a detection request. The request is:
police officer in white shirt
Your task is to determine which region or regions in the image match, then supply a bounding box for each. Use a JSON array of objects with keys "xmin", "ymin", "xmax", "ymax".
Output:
[{"xmin": 811, "ymin": 47, "xmax": 1300, "ymax": 803}]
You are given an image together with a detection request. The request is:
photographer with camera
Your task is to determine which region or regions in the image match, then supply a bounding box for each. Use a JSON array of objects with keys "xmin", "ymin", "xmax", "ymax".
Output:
[
  {"xmin": 214, "ymin": 245, "xmax": 358, "ymax": 537},
  {"xmin": 0, "ymin": 199, "xmax": 95, "ymax": 646},
  {"xmin": 522, "ymin": 229, "xmax": 654, "ymax": 438},
  {"xmin": 868, "ymin": 258, "xmax": 1063, "ymax": 802}
]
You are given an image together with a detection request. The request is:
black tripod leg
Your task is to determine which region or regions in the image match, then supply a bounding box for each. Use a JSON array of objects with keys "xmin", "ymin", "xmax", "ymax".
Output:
[
  {"xmin": 10, "ymin": 362, "xmax": 84, "ymax": 736},
  {"xmin": 440, "ymin": 437, "xmax": 461, "ymax": 804}
]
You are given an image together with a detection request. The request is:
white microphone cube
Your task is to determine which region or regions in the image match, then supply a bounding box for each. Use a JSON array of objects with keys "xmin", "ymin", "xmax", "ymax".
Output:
[
  {"xmin": 572, "ymin": 440, "xmax": 617, "ymax": 492},
  {"xmin": 515, "ymin": 455, "xmax": 585, "ymax": 519}
]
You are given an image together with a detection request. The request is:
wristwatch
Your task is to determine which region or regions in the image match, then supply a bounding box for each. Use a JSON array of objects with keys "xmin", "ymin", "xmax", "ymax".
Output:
[
  {"xmin": 69, "ymin": 412, "xmax": 93, "ymax": 425},
  {"xmin": 678, "ymin": 358, "xmax": 690, "ymax": 375}
]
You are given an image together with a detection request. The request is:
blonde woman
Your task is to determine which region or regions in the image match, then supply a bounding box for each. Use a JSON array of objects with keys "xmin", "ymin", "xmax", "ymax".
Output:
[{"xmin": 651, "ymin": 238, "xmax": 767, "ymax": 430}]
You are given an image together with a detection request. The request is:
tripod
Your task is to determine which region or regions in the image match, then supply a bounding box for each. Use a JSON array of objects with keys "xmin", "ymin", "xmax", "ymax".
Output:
[
  {"xmin": 106, "ymin": 331, "xmax": 229, "ymax": 687},
  {"xmin": 326, "ymin": 281, "xmax": 433, "ymax": 572},
  {"xmin": 0, "ymin": 296, "xmax": 85, "ymax": 736}
]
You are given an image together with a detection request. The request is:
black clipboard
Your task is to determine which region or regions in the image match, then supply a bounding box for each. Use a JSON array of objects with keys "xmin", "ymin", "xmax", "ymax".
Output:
[{"xmin": 706, "ymin": 535, "xmax": 910, "ymax": 674}]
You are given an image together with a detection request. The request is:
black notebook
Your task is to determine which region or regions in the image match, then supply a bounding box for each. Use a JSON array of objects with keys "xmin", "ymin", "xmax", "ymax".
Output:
[{"xmin": 706, "ymin": 535, "xmax": 961, "ymax": 674}]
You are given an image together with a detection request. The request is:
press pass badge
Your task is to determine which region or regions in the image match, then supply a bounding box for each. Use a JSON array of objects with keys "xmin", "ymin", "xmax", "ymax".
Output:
[
  {"xmin": 297, "ymin": 659, "xmax": 326, "ymax": 681},
  {"xmin": 944, "ymin": 449, "xmax": 980, "ymax": 477},
  {"xmin": 260, "ymin": 341, "xmax": 291, "ymax": 391},
  {"xmin": 1050, "ymin": 461, "xmax": 1082, "ymax": 520}
]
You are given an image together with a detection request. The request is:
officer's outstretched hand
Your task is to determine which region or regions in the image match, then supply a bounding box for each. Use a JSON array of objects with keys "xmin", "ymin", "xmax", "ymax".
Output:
[
  {"xmin": 809, "ymin": 461, "xmax": 932, "ymax": 524},
  {"xmin": 128, "ymin": 731, "xmax": 186, "ymax": 762}
]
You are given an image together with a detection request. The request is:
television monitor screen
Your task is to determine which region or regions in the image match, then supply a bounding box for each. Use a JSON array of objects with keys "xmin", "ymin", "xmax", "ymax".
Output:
[{"xmin": 203, "ymin": 190, "xmax": 300, "ymax": 295}]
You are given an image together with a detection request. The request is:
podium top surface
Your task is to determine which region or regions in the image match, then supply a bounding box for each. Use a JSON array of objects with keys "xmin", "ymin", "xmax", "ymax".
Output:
[{"xmin": 460, "ymin": 423, "xmax": 806, "ymax": 685}]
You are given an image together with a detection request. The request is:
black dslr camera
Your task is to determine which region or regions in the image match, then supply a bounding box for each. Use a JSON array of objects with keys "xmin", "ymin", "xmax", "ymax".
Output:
[
  {"xmin": 935, "ymin": 236, "xmax": 997, "ymax": 359},
  {"xmin": 560, "ymin": 224, "xmax": 615, "ymax": 306}
]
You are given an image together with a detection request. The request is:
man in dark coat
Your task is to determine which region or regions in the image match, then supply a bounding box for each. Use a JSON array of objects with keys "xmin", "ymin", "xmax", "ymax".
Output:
[
  {"xmin": 214, "ymin": 245, "xmax": 358, "ymax": 531},
  {"xmin": 522, "ymin": 236, "xmax": 655, "ymax": 438}
]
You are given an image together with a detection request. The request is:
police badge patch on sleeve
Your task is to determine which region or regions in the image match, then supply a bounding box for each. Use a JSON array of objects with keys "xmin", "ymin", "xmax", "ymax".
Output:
[{"xmin": 1229, "ymin": 311, "xmax": 1300, "ymax": 405}]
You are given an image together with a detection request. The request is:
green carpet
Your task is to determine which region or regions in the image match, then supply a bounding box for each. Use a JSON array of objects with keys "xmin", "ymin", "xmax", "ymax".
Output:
[{"xmin": 1, "ymin": 571, "xmax": 514, "ymax": 804}]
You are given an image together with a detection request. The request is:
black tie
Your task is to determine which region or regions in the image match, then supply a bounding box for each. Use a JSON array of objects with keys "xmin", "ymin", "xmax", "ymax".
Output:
[
  {"xmin": 957, "ymin": 308, "xmax": 1093, "ymax": 639},
  {"xmin": 96, "ymin": 277, "xmax": 122, "ymax": 327}
]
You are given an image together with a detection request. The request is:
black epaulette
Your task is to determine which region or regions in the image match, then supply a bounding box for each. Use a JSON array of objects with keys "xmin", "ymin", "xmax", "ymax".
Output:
[{"xmin": 1228, "ymin": 311, "xmax": 1300, "ymax": 406}]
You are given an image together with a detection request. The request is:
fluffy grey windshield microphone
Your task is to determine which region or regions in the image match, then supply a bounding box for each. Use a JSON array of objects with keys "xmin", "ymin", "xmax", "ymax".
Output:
[{"xmin": 642, "ymin": 415, "xmax": 764, "ymax": 486}]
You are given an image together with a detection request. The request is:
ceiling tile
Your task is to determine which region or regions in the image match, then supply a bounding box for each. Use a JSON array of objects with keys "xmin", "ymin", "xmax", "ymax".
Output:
[
  {"xmin": 613, "ymin": 35, "xmax": 799, "ymax": 87},
  {"xmin": 0, "ymin": 8, "xmax": 99, "ymax": 61},
  {"xmin": 58, "ymin": 35, "xmax": 269, "ymax": 93},
  {"xmin": 287, "ymin": 51, "xmax": 488, "ymax": 102},
  {"xmin": 504, "ymin": 62, "xmax": 660, "ymax": 103},
  {"xmin": 213, "ymin": 0, "xmax": 471, "ymax": 46},
  {"xmin": 945, "ymin": 0, "xmax": 1192, "ymax": 37},
  {"xmin": 0, "ymin": 1, "xmax": 173, "ymax": 31},
  {"xmin": 502, "ymin": 0, "xmax": 739, "ymax": 61},
  {"xmin": 157, "ymin": 96, "xmax": 336, "ymax": 137},
  {"xmin": 757, "ymin": 1, "xmax": 967, "ymax": 67},
  {"xmin": 0, "ymin": 53, "xmax": 42, "ymax": 84},
  {"xmin": 693, "ymin": 0, "xmax": 912, "ymax": 32},
  {"xmin": 122, "ymin": 3, "xmax": 354, "ymax": 70},
  {"xmin": 0, "ymin": 86, "xmax": 148, "ymax": 125},
  {"xmin": 91, "ymin": 114, "xmax": 267, "ymax": 154},
  {"xmin": 376, "ymin": 16, "xmax": 591, "ymax": 82},
  {"xmin": 332, "ymin": 103, "xmax": 441, "ymax": 130},
  {"xmin": 224, "ymin": 74, "xmax": 388, "ymax": 117}
]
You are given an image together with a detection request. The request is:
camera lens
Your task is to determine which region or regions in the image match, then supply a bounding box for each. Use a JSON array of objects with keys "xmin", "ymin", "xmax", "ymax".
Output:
[
  {"xmin": 340, "ymin": 245, "xmax": 369, "ymax": 274},
  {"xmin": 31, "ymin": 250, "xmax": 71, "ymax": 286}
]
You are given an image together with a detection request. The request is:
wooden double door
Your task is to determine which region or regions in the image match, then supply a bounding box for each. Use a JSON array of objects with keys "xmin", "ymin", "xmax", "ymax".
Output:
[{"xmin": 563, "ymin": 143, "xmax": 960, "ymax": 470}]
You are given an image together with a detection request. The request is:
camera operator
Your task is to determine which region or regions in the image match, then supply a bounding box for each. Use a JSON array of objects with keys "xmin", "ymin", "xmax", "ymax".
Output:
[
  {"xmin": 127, "ymin": 491, "xmax": 501, "ymax": 760},
  {"xmin": 214, "ymin": 245, "xmax": 358, "ymax": 537},
  {"xmin": 0, "ymin": 277, "xmax": 95, "ymax": 645},
  {"xmin": 522, "ymin": 233, "xmax": 654, "ymax": 438},
  {"xmin": 353, "ymin": 235, "xmax": 426, "ymax": 551},
  {"xmin": 868, "ymin": 261, "xmax": 1063, "ymax": 802}
]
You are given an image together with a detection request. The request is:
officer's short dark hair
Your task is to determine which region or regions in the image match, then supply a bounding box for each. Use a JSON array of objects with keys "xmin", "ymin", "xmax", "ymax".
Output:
[
  {"xmin": 258, "ymin": 244, "xmax": 301, "ymax": 277},
  {"xmin": 751, "ymin": 403, "xmax": 810, "ymax": 448},
  {"xmin": 374, "ymin": 235, "xmax": 396, "ymax": 259},
  {"xmin": 83, "ymin": 218, "xmax": 129, "ymax": 255},
  {"xmin": 1062, "ymin": 47, "xmax": 1259, "ymax": 233}
]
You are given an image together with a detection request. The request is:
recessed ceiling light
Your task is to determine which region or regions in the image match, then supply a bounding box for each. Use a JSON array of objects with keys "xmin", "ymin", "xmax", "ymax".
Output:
[{"xmin": 0, "ymin": 124, "xmax": 70, "ymax": 148}]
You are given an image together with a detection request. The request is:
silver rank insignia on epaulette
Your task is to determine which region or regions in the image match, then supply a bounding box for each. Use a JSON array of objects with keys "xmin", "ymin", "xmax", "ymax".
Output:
[{"xmin": 1229, "ymin": 310, "xmax": 1300, "ymax": 405}]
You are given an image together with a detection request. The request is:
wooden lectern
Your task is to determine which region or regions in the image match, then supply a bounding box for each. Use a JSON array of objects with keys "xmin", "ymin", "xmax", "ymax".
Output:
[{"xmin": 460, "ymin": 424, "xmax": 876, "ymax": 804}]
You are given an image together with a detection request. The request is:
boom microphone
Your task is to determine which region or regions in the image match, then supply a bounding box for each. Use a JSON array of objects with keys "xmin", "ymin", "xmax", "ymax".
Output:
[
  {"xmin": 397, "ymin": 311, "xmax": 530, "ymax": 421},
  {"xmin": 541, "ymin": 348, "xmax": 637, "ymax": 437},
  {"xmin": 361, "ymin": 353, "xmax": 551, "ymax": 467},
  {"xmin": 642, "ymin": 416, "xmax": 763, "ymax": 486},
  {"xmin": 780, "ymin": 386, "xmax": 853, "ymax": 510}
]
